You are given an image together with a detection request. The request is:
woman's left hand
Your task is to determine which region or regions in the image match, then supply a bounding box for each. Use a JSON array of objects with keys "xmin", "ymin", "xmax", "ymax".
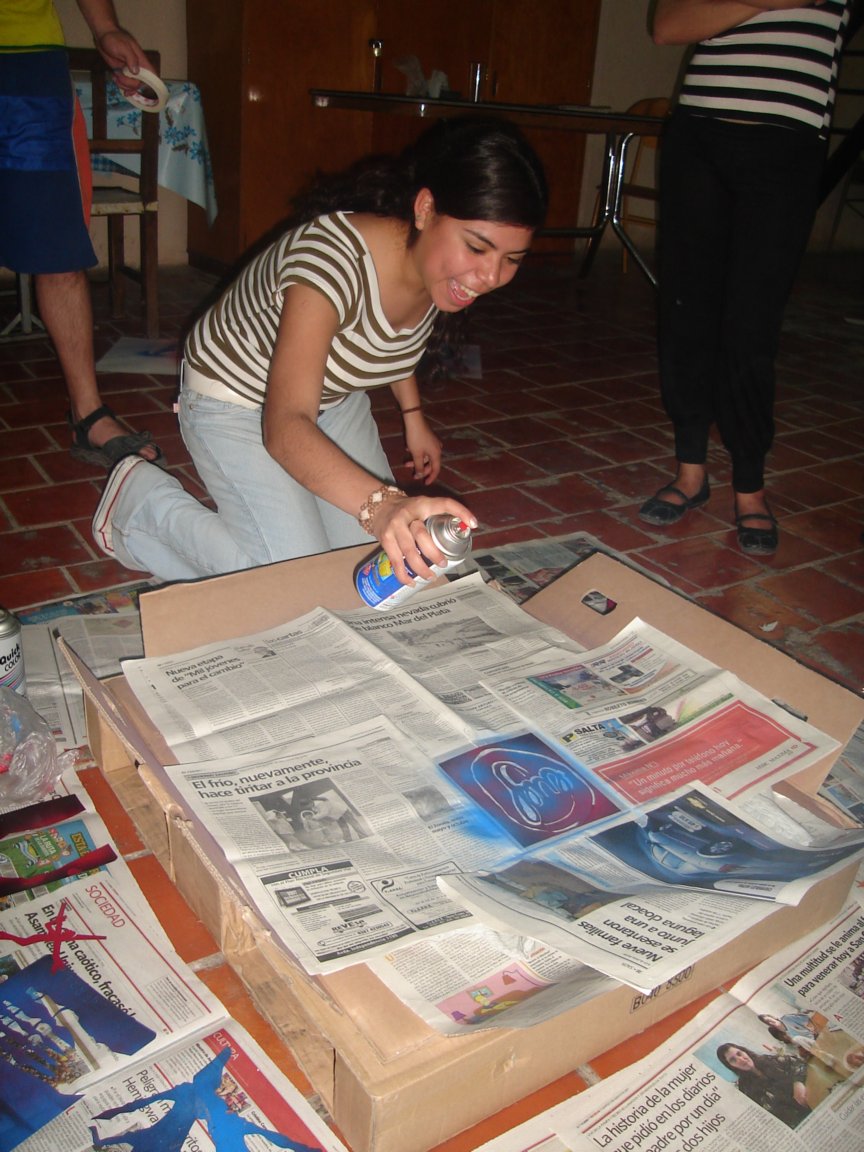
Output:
[{"xmin": 404, "ymin": 414, "xmax": 443, "ymax": 484}]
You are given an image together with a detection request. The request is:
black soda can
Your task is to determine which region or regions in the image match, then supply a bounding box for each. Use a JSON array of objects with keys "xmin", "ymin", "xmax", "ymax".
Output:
[
  {"xmin": 0, "ymin": 606, "xmax": 25, "ymax": 695},
  {"xmin": 355, "ymin": 515, "xmax": 472, "ymax": 611}
]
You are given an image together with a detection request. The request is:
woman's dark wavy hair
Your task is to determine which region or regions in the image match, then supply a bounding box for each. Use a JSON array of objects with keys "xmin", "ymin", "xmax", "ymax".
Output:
[
  {"xmin": 291, "ymin": 116, "xmax": 548, "ymax": 379},
  {"xmin": 717, "ymin": 1043, "xmax": 761, "ymax": 1075},
  {"xmin": 291, "ymin": 115, "xmax": 549, "ymax": 233}
]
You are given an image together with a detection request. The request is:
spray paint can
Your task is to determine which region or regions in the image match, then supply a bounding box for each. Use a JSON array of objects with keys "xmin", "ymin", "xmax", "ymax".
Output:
[
  {"xmin": 0, "ymin": 606, "xmax": 25, "ymax": 696},
  {"xmin": 355, "ymin": 515, "xmax": 473, "ymax": 611}
]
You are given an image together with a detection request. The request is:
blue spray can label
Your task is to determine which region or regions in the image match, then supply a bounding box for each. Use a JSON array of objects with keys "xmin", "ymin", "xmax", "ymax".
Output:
[
  {"xmin": 0, "ymin": 607, "xmax": 25, "ymax": 696},
  {"xmin": 355, "ymin": 515, "xmax": 472, "ymax": 611}
]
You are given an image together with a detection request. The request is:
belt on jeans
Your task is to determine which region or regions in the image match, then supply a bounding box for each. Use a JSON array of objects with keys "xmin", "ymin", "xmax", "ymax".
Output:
[{"xmin": 180, "ymin": 360, "xmax": 262, "ymax": 410}]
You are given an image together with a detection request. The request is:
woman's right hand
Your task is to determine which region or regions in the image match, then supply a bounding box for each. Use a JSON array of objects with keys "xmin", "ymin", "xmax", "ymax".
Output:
[{"xmin": 371, "ymin": 494, "xmax": 477, "ymax": 585}]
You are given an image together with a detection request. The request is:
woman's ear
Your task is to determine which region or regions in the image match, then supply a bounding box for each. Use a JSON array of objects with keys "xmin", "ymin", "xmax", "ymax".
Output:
[{"xmin": 413, "ymin": 189, "xmax": 435, "ymax": 229}]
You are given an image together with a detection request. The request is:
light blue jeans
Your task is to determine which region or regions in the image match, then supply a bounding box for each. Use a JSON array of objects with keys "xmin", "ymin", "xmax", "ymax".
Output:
[{"xmin": 106, "ymin": 388, "xmax": 393, "ymax": 581}]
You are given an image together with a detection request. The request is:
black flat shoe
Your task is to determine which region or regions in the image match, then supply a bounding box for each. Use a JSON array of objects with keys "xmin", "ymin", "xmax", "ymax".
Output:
[
  {"xmin": 736, "ymin": 511, "xmax": 778, "ymax": 556},
  {"xmin": 638, "ymin": 478, "xmax": 710, "ymax": 526}
]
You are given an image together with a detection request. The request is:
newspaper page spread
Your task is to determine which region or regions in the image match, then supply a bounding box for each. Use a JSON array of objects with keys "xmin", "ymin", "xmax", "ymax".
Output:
[
  {"xmin": 0, "ymin": 780, "xmax": 348, "ymax": 1152},
  {"xmin": 480, "ymin": 618, "xmax": 840, "ymax": 807},
  {"xmin": 120, "ymin": 604, "xmax": 478, "ymax": 762},
  {"xmin": 16, "ymin": 1019, "xmax": 348, "ymax": 1152},
  {"xmin": 335, "ymin": 572, "xmax": 584, "ymax": 736},
  {"xmin": 164, "ymin": 716, "xmax": 600, "ymax": 973},
  {"xmin": 438, "ymin": 781, "xmax": 864, "ymax": 992},
  {"xmin": 472, "ymin": 888, "xmax": 864, "ymax": 1151}
]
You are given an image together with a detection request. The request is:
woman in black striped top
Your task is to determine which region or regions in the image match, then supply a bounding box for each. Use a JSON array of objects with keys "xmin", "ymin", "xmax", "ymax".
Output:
[{"xmin": 638, "ymin": 0, "xmax": 852, "ymax": 555}]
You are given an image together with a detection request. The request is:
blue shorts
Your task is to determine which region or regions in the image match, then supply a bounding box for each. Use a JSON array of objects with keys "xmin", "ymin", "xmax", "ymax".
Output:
[{"xmin": 0, "ymin": 49, "xmax": 96, "ymax": 273}]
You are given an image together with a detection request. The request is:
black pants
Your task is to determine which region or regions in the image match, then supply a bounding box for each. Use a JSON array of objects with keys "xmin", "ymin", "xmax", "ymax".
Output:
[{"xmin": 657, "ymin": 110, "xmax": 826, "ymax": 493}]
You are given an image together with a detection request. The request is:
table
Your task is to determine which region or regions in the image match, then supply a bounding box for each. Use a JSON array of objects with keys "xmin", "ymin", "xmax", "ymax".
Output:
[
  {"xmin": 74, "ymin": 77, "xmax": 218, "ymax": 224},
  {"xmin": 310, "ymin": 90, "xmax": 665, "ymax": 287}
]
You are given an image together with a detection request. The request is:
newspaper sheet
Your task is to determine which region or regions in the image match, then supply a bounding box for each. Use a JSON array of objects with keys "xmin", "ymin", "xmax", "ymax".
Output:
[
  {"xmin": 365, "ymin": 922, "xmax": 617, "ymax": 1033},
  {"xmin": 480, "ymin": 618, "xmax": 840, "ymax": 807},
  {"xmin": 473, "ymin": 889, "xmax": 864, "ymax": 1151},
  {"xmin": 16, "ymin": 1019, "xmax": 347, "ymax": 1152},
  {"xmin": 463, "ymin": 532, "xmax": 616, "ymax": 604},
  {"xmin": 818, "ymin": 719, "xmax": 864, "ymax": 826},
  {"xmin": 438, "ymin": 782, "xmax": 864, "ymax": 992},
  {"xmin": 22, "ymin": 593, "xmax": 144, "ymax": 751},
  {"xmin": 120, "ymin": 603, "xmax": 480, "ymax": 762},
  {"xmin": 0, "ymin": 779, "xmax": 347, "ymax": 1152}
]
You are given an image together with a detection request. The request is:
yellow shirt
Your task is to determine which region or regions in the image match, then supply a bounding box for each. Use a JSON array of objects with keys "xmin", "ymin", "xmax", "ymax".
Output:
[{"xmin": 0, "ymin": 1, "xmax": 65, "ymax": 49}]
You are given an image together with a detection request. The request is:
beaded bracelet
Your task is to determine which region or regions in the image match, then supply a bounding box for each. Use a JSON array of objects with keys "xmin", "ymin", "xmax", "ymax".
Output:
[{"xmin": 357, "ymin": 483, "xmax": 406, "ymax": 535}]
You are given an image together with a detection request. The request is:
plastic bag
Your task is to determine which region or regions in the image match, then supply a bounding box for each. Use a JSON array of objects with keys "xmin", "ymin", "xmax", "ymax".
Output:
[{"xmin": 0, "ymin": 686, "xmax": 72, "ymax": 805}]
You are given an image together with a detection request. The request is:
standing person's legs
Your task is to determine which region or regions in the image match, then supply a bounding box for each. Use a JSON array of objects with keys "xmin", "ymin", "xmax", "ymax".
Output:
[
  {"xmin": 34, "ymin": 271, "xmax": 160, "ymax": 462},
  {"xmin": 0, "ymin": 50, "xmax": 161, "ymax": 466},
  {"xmin": 640, "ymin": 113, "xmax": 732, "ymax": 525},
  {"xmin": 715, "ymin": 125, "xmax": 825, "ymax": 520}
]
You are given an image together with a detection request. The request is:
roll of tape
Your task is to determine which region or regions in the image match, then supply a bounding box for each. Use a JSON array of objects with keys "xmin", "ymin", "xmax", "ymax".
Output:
[{"xmin": 120, "ymin": 66, "xmax": 169, "ymax": 113}]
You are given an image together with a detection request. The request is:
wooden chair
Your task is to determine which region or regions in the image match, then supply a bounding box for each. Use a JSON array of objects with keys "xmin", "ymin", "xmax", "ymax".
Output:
[
  {"xmin": 67, "ymin": 48, "xmax": 161, "ymax": 338},
  {"xmin": 618, "ymin": 96, "xmax": 670, "ymax": 272}
]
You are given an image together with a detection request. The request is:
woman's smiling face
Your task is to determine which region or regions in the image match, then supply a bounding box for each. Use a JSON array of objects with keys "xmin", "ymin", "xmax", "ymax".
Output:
[{"xmin": 412, "ymin": 190, "xmax": 534, "ymax": 312}]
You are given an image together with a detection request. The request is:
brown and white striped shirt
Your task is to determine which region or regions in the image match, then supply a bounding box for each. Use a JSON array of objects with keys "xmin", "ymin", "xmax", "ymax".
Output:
[{"xmin": 185, "ymin": 212, "xmax": 436, "ymax": 409}]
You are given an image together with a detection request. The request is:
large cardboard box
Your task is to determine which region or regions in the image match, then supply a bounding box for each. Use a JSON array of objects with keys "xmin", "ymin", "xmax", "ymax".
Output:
[{"xmin": 72, "ymin": 545, "xmax": 864, "ymax": 1152}]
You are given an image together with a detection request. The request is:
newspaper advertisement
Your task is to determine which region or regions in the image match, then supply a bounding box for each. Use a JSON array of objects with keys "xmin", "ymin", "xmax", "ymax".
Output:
[
  {"xmin": 480, "ymin": 618, "xmax": 840, "ymax": 806},
  {"xmin": 473, "ymin": 895, "xmax": 864, "ymax": 1151},
  {"xmin": 120, "ymin": 604, "xmax": 480, "ymax": 763},
  {"xmin": 438, "ymin": 781, "xmax": 864, "ymax": 992},
  {"xmin": 365, "ymin": 922, "xmax": 618, "ymax": 1034},
  {"xmin": 15, "ymin": 1019, "xmax": 347, "ymax": 1152},
  {"xmin": 335, "ymin": 572, "xmax": 584, "ymax": 736}
]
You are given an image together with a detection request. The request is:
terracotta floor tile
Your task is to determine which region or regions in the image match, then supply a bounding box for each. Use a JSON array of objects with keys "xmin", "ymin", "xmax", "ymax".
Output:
[
  {"xmin": 643, "ymin": 534, "xmax": 762, "ymax": 591},
  {"xmin": 756, "ymin": 567, "xmax": 864, "ymax": 626},
  {"xmin": 4, "ymin": 478, "xmax": 102, "ymax": 527},
  {"xmin": 441, "ymin": 451, "xmax": 547, "ymax": 491},
  {"xmin": 702, "ymin": 583, "xmax": 818, "ymax": 641},
  {"xmin": 79, "ymin": 765, "xmax": 145, "ymax": 855},
  {"xmin": 523, "ymin": 471, "xmax": 618, "ymax": 516},
  {"xmin": 127, "ymin": 853, "xmax": 221, "ymax": 964},
  {"xmin": 0, "ymin": 523, "xmax": 94, "ymax": 577}
]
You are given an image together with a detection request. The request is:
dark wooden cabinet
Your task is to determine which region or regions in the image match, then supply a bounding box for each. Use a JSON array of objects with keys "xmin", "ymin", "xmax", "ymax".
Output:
[{"xmin": 187, "ymin": 0, "xmax": 601, "ymax": 271}]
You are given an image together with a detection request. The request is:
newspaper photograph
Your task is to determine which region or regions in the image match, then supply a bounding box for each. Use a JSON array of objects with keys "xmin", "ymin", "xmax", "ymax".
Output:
[
  {"xmin": 120, "ymin": 604, "xmax": 477, "ymax": 763},
  {"xmin": 437, "ymin": 781, "xmax": 864, "ymax": 991},
  {"xmin": 473, "ymin": 897, "xmax": 864, "ymax": 1151},
  {"xmin": 481, "ymin": 619, "xmax": 840, "ymax": 805}
]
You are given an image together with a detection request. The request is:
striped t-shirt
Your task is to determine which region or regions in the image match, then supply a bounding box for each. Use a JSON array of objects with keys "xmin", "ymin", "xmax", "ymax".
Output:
[
  {"xmin": 186, "ymin": 212, "xmax": 437, "ymax": 410},
  {"xmin": 678, "ymin": 0, "xmax": 851, "ymax": 135}
]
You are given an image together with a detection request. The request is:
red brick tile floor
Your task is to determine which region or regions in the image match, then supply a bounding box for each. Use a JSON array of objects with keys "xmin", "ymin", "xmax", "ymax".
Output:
[{"xmin": 1, "ymin": 247, "xmax": 862, "ymax": 696}]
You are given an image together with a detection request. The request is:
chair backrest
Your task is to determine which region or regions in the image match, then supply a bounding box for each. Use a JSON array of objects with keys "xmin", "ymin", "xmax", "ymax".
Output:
[
  {"xmin": 66, "ymin": 47, "xmax": 161, "ymax": 205},
  {"xmin": 623, "ymin": 96, "xmax": 671, "ymax": 194}
]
